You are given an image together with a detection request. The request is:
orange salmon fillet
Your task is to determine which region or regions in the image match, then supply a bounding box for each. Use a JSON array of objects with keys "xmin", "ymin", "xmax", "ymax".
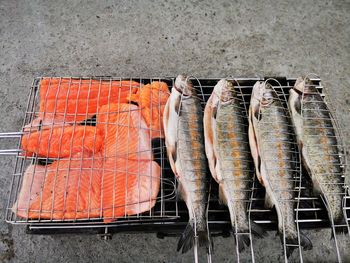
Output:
[
  {"xmin": 97, "ymin": 103, "xmax": 152, "ymax": 160},
  {"xmin": 25, "ymin": 78, "xmax": 141, "ymax": 131},
  {"xmin": 14, "ymin": 97, "xmax": 161, "ymax": 221},
  {"xmin": 97, "ymin": 103, "xmax": 160, "ymax": 221},
  {"xmin": 12, "ymin": 164, "xmax": 47, "ymax": 218},
  {"xmin": 21, "ymin": 126, "xmax": 104, "ymax": 158},
  {"xmin": 15, "ymin": 152, "xmax": 103, "ymax": 220},
  {"xmin": 127, "ymin": 81, "xmax": 169, "ymax": 138},
  {"xmin": 102, "ymin": 157, "xmax": 160, "ymax": 221}
]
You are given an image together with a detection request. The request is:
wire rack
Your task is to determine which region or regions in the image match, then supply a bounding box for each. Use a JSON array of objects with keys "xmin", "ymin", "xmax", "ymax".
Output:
[{"xmin": 1, "ymin": 77, "xmax": 349, "ymax": 260}]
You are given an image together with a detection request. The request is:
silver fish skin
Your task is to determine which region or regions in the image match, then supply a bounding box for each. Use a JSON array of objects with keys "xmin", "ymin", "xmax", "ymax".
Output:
[
  {"xmin": 289, "ymin": 77, "xmax": 346, "ymax": 232},
  {"xmin": 163, "ymin": 74, "xmax": 210, "ymax": 254},
  {"xmin": 204, "ymin": 79, "xmax": 265, "ymax": 252},
  {"xmin": 249, "ymin": 81, "xmax": 312, "ymax": 257}
]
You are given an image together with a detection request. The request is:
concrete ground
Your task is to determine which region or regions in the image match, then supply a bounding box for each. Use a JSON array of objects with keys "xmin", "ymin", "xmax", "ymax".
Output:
[{"xmin": 0, "ymin": 0, "xmax": 349, "ymax": 262}]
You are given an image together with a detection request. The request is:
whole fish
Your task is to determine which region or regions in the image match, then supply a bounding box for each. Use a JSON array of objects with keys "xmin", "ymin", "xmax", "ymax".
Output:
[
  {"xmin": 289, "ymin": 77, "xmax": 347, "ymax": 232},
  {"xmin": 204, "ymin": 79, "xmax": 266, "ymax": 252},
  {"xmin": 248, "ymin": 81, "xmax": 312, "ymax": 257},
  {"xmin": 163, "ymin": 74, "xmax": 211, "ymax": 253}
]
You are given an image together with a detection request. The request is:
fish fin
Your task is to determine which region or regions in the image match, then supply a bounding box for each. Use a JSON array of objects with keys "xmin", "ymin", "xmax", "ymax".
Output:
[
  {"xmin": 252, "ymin": 103, "xmax": 261, "ymax": 121},
  {"xmin": 285, "ymin": 239, "xmax": 297, "ymax": 258},
  {"xmin": 282, "ymin": 235, "xmax": 298, "ymax": 258},
  {"xmin": 289, "ymin": 88, "xmax": 302, "ymax": 114},
  {"xmin": 288, "ymin": 89, "xmax": 304, "ymax": 148},
  {"xmin": 248, "ymin": 105, "xmax": 263, "ymax": 184},
  {"xmin": 284, "ymin": 232, "xmax": 312, "ymax": 258},
  {"xmin": 212, "ymin": 106, "xmax": 217, "ymax": 119},
  {"xmin": 264, "ymin": 191, "xmax": 274, "ymax": 209},
  {"xmin": 198, "ymin": 230, "xmax": 212, "ymax": 254},
  {"xmin": 333, "ymin": 217, "xmax": 349, "ymax": 236},
  {"xmin": 177, "ymin": 221, "xmax": 211, "ymax": 254},
  {"xmin": 177, "ymin": 222, "xmax": 195, "ymax": 253},
  {"xmin": 174, "ymin": 95, "xmax": 181, "ymax": 116},
  {"xmin": 234, "ymin": 234, "xmax": 250, "ymax": 252},
  {"xmin": 177, "ymin": 181, "xmax": 185, "ymax": 201},
  {"xmin": 203, "ymin": 92, "xmax": 218, "ymax": 182},
  {"xmin": 300, "ymin": 232, "xmax": 313, "ymax": 250},
  {"xmin": 218, "ymin": 184, "xmax": 227, "ymax": 205},
  {"xmin": 163, "ymin": 93, "xmax": 179, "ymax": 177},
  {"xmin": 250, "ymin": 221, "xmax": 267, "ymax": 238}
]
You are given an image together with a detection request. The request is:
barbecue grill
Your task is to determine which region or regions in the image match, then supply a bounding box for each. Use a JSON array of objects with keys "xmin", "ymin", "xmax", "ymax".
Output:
[{"xmin": 1, "ymin": 76, "xmax": 349, "ymax": 263}]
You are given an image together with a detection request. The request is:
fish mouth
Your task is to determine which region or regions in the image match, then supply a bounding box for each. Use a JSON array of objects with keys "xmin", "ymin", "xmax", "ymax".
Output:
[
  {"xmin": 174, "ymin": 74, "xmax": 194, "ymax": 97},
  {"xmin": 253, "ymin": 82, "xmax": 275, "ymax": 106},
  {"xmin": 293, "ymin": 77, "xmax": 318, "ymax": 94},
  {"xmin": 174, "ymin": 86, "xmax": 192, "ymax": 97},
  {"xmin": 214, "ymin": 79, "xmax": 236, "ymax": 103}
]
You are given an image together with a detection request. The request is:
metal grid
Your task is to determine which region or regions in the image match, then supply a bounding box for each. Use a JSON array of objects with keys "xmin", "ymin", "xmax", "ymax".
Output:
[
  {"xmin": 1, "ymin": 77, "xmax": 349, "ymax": 257},
  {"xmin": 5, "ymin": 77, "xmax": 179, "ymax": 226}
]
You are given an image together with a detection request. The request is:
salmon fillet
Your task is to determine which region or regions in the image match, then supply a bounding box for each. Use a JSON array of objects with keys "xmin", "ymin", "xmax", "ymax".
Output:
[
  {"xmin": 97, "ymin": 103, "xmax": 160, "ymax": 221},
  {"xmin": 97, "ymin": 103, "xmax": 152, "ymax": 160},
  {"xmin": 15, "ymin": 156, "xmax": 160, "ymax": 220},
  {"xmin": 15, "ymin": 99, "xmax": 161, "ymax": 221},
  {"xmin": 12, "ymin": 164, "xmax": 47, "ymax": 218},
  {"xmin": 25, "ymin": 78, "xmax": 141, "ymax": 131},
  {"xmin": 127, "ymin": 81, "xmax": 169, "ymax": 138},
  {"xmin": 18, "ymin": 152, "xmax": 103, "ymax": 220},
  {"xmin": 21, "ymin": 126, "xmax": 104, "ymax": 158},
  {"xmin": 102, "ymin": 157, "xmax": 160, "ymax": 221}
]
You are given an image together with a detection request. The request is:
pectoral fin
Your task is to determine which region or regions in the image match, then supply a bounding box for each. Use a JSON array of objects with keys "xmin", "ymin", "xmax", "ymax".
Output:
[
  {"xmin": 248, "ymin": 105, "xmax": 263, "ymax": 184},
  {"xmin": 288, "ymin": 89, "xmax": 303, "ymax": 143},
  {"xmin": 163, "ymin": 92, "xmax": 179, "ymax": 177},
  {"xmin": 203, "ymin": 93, "xmax": 219, "ymax": 182},
  {"xmin": 264, "ymin": 191, "xmax": 274, "ymax": 209},
  {"xmin": 218, "ymin": 184, "xmax": 227, "ymax": 206}
]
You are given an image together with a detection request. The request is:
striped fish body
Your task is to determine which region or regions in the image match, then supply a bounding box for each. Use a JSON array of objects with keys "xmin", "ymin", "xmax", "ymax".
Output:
[
  {"xmin": 163, "ymin": 75, "xmax": 210, "ymax": 254},
  {"xmin": 289, "ymin": 78, "xmax": 345, "ymax": 226}
]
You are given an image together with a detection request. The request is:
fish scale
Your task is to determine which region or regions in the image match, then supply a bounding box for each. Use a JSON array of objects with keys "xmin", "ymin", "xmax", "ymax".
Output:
[
  {"xmin": 256, "ymin": 99, "xmax": 297, "ymax": 239},
  {"xmin": 163, "ymin": 75, "xmax": 210, "ymax": 255},
  {"xmin": 249, "ymin": 81, "xmax": 312, "ymax": 258},
  {"xmin": 204, "ymin": 79, "xmax": 265, "ymax": 254},
  {"xmin": 289, "ymin": 80, "xmax": 345, "ymax": 225}
]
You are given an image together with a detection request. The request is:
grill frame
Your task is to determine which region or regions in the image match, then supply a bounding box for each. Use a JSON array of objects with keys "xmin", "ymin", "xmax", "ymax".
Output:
[{"xmin": 2, "ymin": 76, "xmax": 349, "ymax": 238}]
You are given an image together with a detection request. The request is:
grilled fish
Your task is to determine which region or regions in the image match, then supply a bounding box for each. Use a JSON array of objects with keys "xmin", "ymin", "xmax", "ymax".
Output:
[
  {"xmin": 204, "ymin": 79, "xmax": 265, "ymax": 252},
  {"xmin": 248, "ymin": 81, "xmax": 312, "ymax": 257},
  {"xmin": 163, "ymin": 74, "xmax": 211, "ymax": 253},
  {"xmin": 289, "ymin": 77, "xmax": 347, "ymax": 232}
]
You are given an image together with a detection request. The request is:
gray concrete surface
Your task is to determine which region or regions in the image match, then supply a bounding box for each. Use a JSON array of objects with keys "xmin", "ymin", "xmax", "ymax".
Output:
[{"xmin": 0, "ymin": 0, "xmax": 349, "ymax": 262}]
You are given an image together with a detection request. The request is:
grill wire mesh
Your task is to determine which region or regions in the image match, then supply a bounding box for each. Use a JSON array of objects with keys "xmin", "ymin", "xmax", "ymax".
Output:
[{"xmin": 2, "ymin": 76, "xmax": 349, "ymax": 262}]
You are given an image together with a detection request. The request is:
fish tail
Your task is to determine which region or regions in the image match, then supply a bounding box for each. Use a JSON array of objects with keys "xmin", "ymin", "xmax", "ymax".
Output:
[
  {"xmin": 234, "ymin": 234, "xmax": 251, "ymax": 253},
  {"xmin": 300, "ymin": 232, "xmax": 313, "ymax": 251},
  {"xmin": 333, "ymin": 216, "xmax": 349, "ymax": 235},
  {"xmin": 198, "ymin": 229, "xmax": 212, "ymax": 253},
  {"xmin": 177, "ymin": 220, "xmax": 211, "ymax": 254},
  {"xmin": 177, "ymin": 221, "xmax": 194, "ymax": 253},
  {"xmin": 284, "ymin": 232, "xmax": 312, "ymax": 258},
  {"xmin": 284, "ymin": 236, "xmax": 298, "ymax": 258},
  {"xmin": 250, "ymin": 221, "xmax": 267, "ymax": 238},
  {"xmin": 232, "ymin": 222, "xmax": 267, "ymax": 252}
]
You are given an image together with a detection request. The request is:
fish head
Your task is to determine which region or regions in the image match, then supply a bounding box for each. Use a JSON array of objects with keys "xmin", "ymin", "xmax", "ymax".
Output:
[
  {"xmin": 213, "ymin": 79, "xmax": 236, "ymax": 104},
  {"xmin": 251, "ymin": 81, "xmax": 278, "ymax": 108},
  {"xmin": 293, "ymin": 76, "xmax": 318, "ymax": 94},
  {"xmin": 174, "ymin": 74, "xmax": 197, "ymax": 98}
]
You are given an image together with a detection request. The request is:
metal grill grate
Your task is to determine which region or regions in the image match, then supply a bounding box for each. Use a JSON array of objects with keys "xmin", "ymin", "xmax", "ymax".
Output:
[{"xmin": 1, "ymin": 77, "xmax": 349, "ymax": 258}]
